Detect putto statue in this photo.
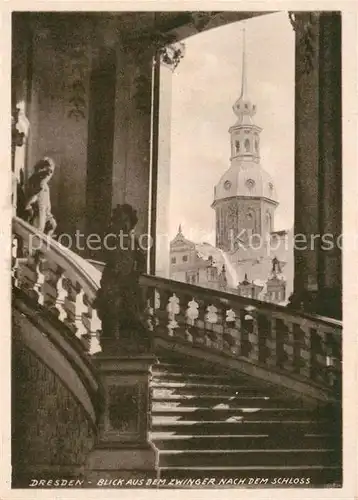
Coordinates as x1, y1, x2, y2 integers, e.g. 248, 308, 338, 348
24, 157, 57, 236
94, 203, 151, 354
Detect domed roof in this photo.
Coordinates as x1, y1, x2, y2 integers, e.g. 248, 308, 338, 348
213, 161, 278, 204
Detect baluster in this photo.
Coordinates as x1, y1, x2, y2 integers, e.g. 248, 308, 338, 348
261, 314, 276, 368
245, 306, 259, 363
311, 327, 329, 384
156, 289, 172, 336
297, 319, 312, 379
282, 320, 295, 373
82, 295, 102, 355
292, 323, 306, 374
191, 297, 207, 345
185, 298, 199, 343
42, 263, 67, 321
63, 279, 88, 342
174, 292, 191, 341
257, 313, 271, 364
213, 301, 225, 351
240, 307, 252, 358
12, 236, 19, 287
204, 303, 218, 348
20, 250, 46, 304
223, 307, 239, 354
325, 328, 342, 392
167, 293, 180, 337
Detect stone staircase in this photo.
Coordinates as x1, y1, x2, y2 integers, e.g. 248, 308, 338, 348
149, 357, 342, 487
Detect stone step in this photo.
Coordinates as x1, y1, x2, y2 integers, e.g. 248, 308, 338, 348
151, 372, 247, 384
151, 394, 297, 408
150, 434, 336, 451
151, 406, 317, 421
151, 419, 331, 435
151, 383, 270, 398
156, 449, 337, 468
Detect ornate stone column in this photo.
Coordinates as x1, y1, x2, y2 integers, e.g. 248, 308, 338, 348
289, 12, 342, 319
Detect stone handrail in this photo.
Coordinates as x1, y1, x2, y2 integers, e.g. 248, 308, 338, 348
140, 274, 342, 395
12, 216, 102, 355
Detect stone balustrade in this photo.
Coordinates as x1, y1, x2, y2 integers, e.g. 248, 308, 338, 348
140, 274, 342, 393
12, 217, 102, 355
12, 216, 342, 394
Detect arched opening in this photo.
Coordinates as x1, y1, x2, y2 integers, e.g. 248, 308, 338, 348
154, 12, 294, 300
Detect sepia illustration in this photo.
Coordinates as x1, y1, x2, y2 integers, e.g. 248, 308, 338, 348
11, 10, 342, 489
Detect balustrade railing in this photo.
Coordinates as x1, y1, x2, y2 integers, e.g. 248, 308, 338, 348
140, 274, 342, 394
12, 217, 102, 355
12, 216, 342, 395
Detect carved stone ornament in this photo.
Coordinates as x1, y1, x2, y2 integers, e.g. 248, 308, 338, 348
159, 42, 185, 71
288, 11, 321, 75
94, 204, 152, 354
122, 29, 185, 113
67, 45, 89, 121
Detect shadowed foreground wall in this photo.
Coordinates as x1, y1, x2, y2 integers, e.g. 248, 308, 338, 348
11, 297, 99, 487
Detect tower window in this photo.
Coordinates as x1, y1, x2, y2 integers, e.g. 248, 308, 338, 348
235, 140, 240, 153
245, 104, 248, 109
171, 257, 176, 264
246, 179, 255, 190
255, 139, 259, 152
244, 139, 250, 151
182, 255, 188, 262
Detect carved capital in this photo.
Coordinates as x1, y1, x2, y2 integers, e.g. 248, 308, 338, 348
288, 11, 321, 75
159, 42, 185, 71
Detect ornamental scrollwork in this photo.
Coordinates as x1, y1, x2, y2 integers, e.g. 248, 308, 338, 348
67, 45, 89, 121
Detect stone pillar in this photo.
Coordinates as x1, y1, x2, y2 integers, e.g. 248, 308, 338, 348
317, 13, 342, 319
85, 355, 157, 482
155, 57, 174, 278
290, 12, 342, 319
111, 42, 153, 241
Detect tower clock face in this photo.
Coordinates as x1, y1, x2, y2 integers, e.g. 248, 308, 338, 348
224, 180, 232, 190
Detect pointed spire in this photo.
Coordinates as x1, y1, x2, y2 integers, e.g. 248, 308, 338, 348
239, 26, 247, 100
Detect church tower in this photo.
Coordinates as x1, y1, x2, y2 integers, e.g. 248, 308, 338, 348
212, 28, 278, 253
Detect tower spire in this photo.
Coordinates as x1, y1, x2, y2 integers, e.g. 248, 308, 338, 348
240, 26, 247, 100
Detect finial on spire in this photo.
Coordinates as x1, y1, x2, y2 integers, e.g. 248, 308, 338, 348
178, 224, 183, 235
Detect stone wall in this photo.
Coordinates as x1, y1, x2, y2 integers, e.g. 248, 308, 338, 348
12, 338, 96, 487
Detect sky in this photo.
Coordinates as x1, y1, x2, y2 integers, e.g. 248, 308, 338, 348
168, 12, 295, 245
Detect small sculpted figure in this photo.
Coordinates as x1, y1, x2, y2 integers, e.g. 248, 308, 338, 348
94, 204, 151, 354
24, 157, 57, 236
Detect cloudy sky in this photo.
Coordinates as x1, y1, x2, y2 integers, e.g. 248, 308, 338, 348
168, 12, 295, 245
